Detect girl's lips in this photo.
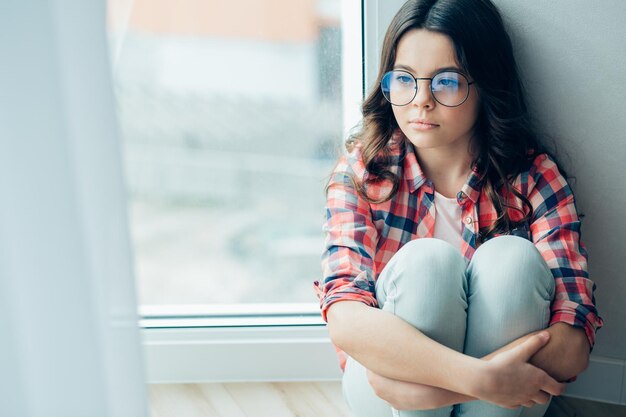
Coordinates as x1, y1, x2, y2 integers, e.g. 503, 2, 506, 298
408, 121, 439, 130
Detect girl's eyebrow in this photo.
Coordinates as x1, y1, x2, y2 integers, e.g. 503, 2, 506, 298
393, 64, 462, 74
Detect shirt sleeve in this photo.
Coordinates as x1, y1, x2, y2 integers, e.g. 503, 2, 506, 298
528, 154, 604, 352
314, 154, 379, 322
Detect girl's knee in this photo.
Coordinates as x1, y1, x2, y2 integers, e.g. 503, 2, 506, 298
375, 239, 469, 341
474, 235, 537, 260
468, 235, 555, 299
385, 238, 465, 274
376, 238, 466, 296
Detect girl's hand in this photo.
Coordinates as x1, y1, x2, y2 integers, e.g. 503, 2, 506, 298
475, 332, 567, 409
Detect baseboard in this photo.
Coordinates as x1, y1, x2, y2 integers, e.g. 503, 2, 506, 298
563, 355, 625, 404
143, 325, 343, 383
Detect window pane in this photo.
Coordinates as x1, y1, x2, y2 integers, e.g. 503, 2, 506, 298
107, 0, 347, 305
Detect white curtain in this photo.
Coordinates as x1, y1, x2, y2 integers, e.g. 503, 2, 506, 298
0, 1, 148, 416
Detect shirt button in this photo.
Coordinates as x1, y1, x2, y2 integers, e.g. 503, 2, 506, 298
464, 216, 474, 225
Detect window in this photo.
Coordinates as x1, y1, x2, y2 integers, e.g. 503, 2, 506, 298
107, 0, 362, 311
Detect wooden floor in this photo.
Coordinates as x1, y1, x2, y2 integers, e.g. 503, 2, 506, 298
149, 382, 626, 417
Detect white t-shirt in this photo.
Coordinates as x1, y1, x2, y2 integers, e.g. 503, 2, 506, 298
433, 190, 463, 250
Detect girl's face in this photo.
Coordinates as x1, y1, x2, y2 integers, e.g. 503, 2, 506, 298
390, 29, 479, 154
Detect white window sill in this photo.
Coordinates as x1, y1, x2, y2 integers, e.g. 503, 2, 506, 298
139, 303, 324, 328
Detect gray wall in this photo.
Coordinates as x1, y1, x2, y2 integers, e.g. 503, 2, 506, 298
368, 0, 626, 361
493, 0, 625, 361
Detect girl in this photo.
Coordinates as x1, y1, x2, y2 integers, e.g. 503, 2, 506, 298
314, 0, 604, 416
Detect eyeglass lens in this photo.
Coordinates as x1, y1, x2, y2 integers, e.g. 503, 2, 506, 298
380, 70, 470, 107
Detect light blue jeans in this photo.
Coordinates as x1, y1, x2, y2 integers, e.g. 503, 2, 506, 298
341, 236, 556, 417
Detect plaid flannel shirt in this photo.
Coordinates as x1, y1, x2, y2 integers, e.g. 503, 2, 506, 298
314, 131, 604, 377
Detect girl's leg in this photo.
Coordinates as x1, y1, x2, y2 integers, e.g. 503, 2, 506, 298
342, 238, 468, 417
455, 236, 556, 417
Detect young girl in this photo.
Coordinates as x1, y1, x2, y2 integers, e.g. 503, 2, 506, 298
314, 1, 604, 416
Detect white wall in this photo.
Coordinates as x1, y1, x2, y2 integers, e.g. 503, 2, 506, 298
0, 1, 148, 416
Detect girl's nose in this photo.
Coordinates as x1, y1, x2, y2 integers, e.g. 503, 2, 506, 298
411, 79, 434, 108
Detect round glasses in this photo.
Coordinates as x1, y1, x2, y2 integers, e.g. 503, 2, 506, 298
380, 70, 474, 107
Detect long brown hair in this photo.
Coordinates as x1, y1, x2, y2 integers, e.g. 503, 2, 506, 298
342, 0, 571, 241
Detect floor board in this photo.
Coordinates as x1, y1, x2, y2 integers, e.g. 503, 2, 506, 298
149, 382, 626, 417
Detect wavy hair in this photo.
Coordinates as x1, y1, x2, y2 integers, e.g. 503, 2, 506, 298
344, 0, 571, 241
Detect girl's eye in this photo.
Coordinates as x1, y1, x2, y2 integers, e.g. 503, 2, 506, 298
433, 72, 464, 90
394, 74, 413, 84
436, 78, 459, 88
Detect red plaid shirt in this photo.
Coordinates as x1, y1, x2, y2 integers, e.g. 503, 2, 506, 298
314, 131, 604, 375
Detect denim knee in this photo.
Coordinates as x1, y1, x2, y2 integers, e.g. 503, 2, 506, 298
464, 235, 555, 357
374, 238, 468, 349
468, 235, 555, 301
385, 237, 462, 265
376, 238, 467, 306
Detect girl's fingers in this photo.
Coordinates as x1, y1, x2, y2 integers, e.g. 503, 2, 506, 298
542, 377, 567, 397
514, 332, 550, 361
532, 391, 551, 405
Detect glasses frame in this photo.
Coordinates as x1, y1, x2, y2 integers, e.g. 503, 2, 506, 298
380, 69, 475, 107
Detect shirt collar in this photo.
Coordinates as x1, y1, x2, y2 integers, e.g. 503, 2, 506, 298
402, 143, 428, 192
460, 165, 486, 204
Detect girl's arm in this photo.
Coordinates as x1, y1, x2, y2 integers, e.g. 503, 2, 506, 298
327, 301, 566, 410
526, 322, 589, 383
327, 301, 484, 398
526, 154, 603, 353
365, 323, 586, 410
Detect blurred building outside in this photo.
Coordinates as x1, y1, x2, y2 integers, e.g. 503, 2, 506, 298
107, 0, 346, 305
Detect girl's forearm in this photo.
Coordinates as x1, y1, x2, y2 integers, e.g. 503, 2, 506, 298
327, 301, 485, 397
366, 369, 477, 410
424, 332, 541, 407
423, 386, 477, 407
404, 381, 477, 409
368, 330, 543, 410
